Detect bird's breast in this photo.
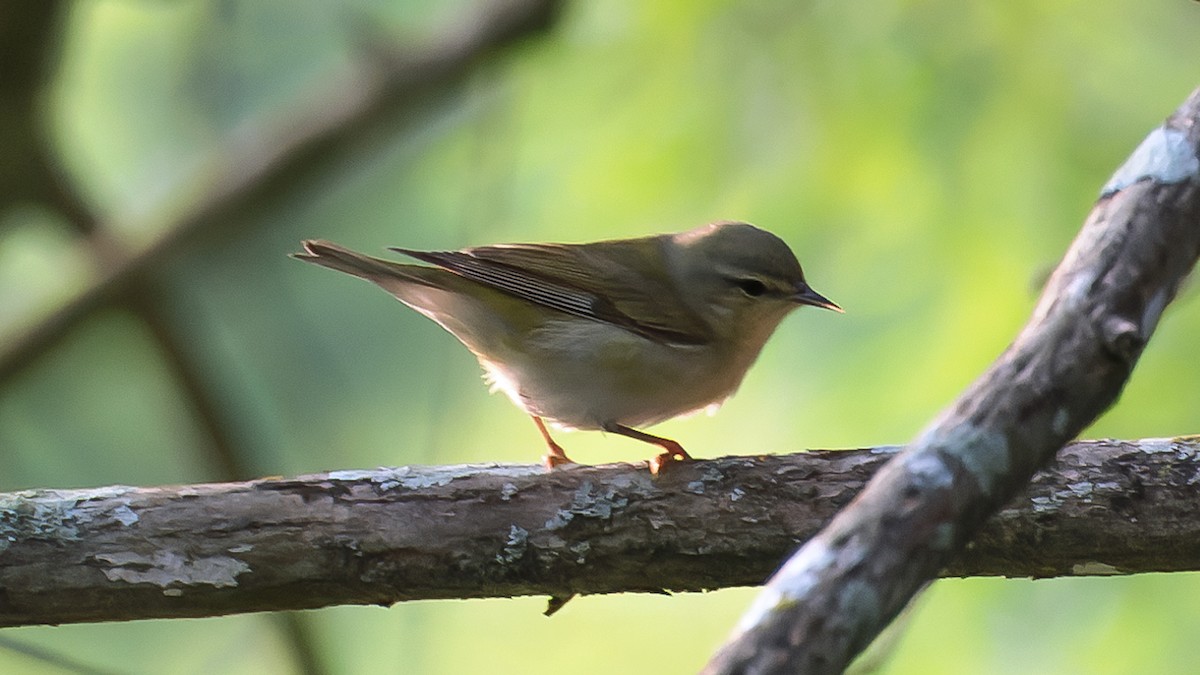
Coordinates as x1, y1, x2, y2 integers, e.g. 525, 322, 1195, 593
481, 317, 760, 430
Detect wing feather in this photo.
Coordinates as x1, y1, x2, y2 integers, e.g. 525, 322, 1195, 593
391, 238, 713, 345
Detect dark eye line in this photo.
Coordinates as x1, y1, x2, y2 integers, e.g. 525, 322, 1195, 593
732, 277, 768, 297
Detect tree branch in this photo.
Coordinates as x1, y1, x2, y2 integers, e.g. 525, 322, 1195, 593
704, 89, 1200, 674
1, 438, 1198, 627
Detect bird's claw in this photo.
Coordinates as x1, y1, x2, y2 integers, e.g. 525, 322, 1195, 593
542, 453, 577, 470
649, 449, 691, 476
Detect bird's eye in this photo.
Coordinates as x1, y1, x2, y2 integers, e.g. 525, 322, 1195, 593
735, 278, 767, 297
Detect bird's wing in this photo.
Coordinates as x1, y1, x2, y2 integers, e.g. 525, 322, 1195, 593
391, 240, 713, 345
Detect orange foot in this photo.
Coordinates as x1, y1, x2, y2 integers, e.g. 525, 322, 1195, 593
648, 444, 692, 477
542, 453, 577, 470
534, 416, 576, 470
602, 422, 694, 476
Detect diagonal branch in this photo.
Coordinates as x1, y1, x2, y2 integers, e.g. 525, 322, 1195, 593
0, 5, 561, 670
704, 89, 1200, 674
0, 0, 563, 385
1, 438, 1199, 627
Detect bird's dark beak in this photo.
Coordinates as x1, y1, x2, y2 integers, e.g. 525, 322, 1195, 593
791, 284, 843, 313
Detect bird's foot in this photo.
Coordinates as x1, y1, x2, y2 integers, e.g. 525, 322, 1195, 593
649, 444, 692, 477
534, 416, 577, 470
542, 452, 577, 470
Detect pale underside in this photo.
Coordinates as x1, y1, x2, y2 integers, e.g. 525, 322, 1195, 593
479, 317, 747, 431
378, 275, 782, 431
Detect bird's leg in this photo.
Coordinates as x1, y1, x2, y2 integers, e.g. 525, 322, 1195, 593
605, 423, 692, 476
533, 416, 575, 469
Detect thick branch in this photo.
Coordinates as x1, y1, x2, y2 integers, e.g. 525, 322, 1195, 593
1, 438, 1198, 627
705, 90, 1200, 674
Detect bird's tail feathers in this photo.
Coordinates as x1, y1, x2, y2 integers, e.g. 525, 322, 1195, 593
293, 239, 417, 282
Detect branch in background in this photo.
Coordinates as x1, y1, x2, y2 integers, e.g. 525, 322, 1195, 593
0, 1, 254, 482
0, 2, 562, 670
0, 2, 94, 232
0, 0, 563, 384
0, 2, 330, 667
1, 438, 1198, 627
704, 89, 1200, 674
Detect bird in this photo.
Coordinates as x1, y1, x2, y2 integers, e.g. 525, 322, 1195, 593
294, 221, 841, 474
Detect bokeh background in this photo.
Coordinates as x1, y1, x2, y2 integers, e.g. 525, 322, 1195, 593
2, 0, 1200, 673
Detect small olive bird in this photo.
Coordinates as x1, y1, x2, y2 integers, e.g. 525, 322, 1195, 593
295, 221, 840, 474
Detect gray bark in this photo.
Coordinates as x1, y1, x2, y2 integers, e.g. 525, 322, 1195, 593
1, 438, 1197, 627
704, 88, 1200, 674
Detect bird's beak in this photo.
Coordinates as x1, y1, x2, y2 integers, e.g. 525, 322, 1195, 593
791, 284, 843, 313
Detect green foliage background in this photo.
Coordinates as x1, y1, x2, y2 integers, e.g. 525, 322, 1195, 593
2, 0, 1199, 672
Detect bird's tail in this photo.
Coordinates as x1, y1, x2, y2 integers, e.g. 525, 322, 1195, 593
293, 239, 416, 282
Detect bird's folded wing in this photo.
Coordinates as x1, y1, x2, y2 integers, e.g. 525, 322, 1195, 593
391, 241, 712, 345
